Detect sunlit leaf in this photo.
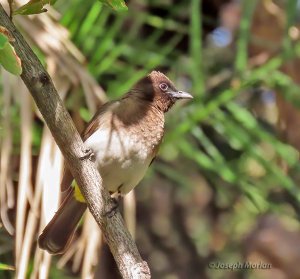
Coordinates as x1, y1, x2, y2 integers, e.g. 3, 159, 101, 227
0, 33, 8, 49
13, 0, 57, 15
98, 0, 128, 12
0, 263, 15, 271
0, 42, 22, 75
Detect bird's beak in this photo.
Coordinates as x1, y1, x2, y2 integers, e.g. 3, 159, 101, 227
169, 90, 193, 100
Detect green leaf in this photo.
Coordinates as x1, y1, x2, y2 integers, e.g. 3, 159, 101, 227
235, 0, 257, 73
0, 42, 22, 75
189, 0, 204, 97
0, 33, 8, 49
0, 263, 15, 271
13, 0, 57, 15
98, 0, 128, 12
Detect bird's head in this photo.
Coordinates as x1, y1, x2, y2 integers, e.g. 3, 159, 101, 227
131, 71, 193, 112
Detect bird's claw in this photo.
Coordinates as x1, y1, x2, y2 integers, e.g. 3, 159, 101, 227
80, 148, 95, 161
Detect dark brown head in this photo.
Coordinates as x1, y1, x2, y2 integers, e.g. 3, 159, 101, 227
130, 71, 193, 113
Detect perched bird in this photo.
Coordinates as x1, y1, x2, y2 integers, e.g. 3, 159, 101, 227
38, 71, 193, 254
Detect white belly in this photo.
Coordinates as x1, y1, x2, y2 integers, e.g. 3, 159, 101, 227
84, 128, 153, 194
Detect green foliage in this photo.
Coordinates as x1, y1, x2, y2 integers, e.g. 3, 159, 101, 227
13, 0, 58, 15
13, 0, 127, 15
235, 0, 257, 73
0, 33, 8, 48
0, 263, 14, 271
283, 0, 298, 59
0, 28, 22, 75
190, 0, 204, 97
98, 0, 128, 11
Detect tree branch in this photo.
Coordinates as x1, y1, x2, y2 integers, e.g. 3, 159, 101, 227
0, 5, 150, 279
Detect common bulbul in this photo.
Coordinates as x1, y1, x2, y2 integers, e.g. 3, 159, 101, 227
38, 71, 193, 254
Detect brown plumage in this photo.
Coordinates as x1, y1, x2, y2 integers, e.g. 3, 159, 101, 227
38, 71, 193, 254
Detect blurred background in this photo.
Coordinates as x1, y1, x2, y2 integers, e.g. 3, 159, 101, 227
1, 0, 300, 278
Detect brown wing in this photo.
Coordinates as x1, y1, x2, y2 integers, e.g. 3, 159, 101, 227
82, 101, 114, 141
60, 101, 114, 192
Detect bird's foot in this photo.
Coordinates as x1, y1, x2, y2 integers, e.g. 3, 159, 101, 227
105, 197, 119, 218
80, 148, 95, 161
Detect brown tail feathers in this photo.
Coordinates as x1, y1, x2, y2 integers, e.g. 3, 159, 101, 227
38, 188, 87, 254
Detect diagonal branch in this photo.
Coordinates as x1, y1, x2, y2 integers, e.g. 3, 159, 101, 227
0, 4, 150, 279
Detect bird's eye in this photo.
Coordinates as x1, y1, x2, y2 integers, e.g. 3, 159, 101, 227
159, 83, 168, 91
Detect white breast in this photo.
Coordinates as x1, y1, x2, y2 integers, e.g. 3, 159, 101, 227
84, 126, 153, 194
